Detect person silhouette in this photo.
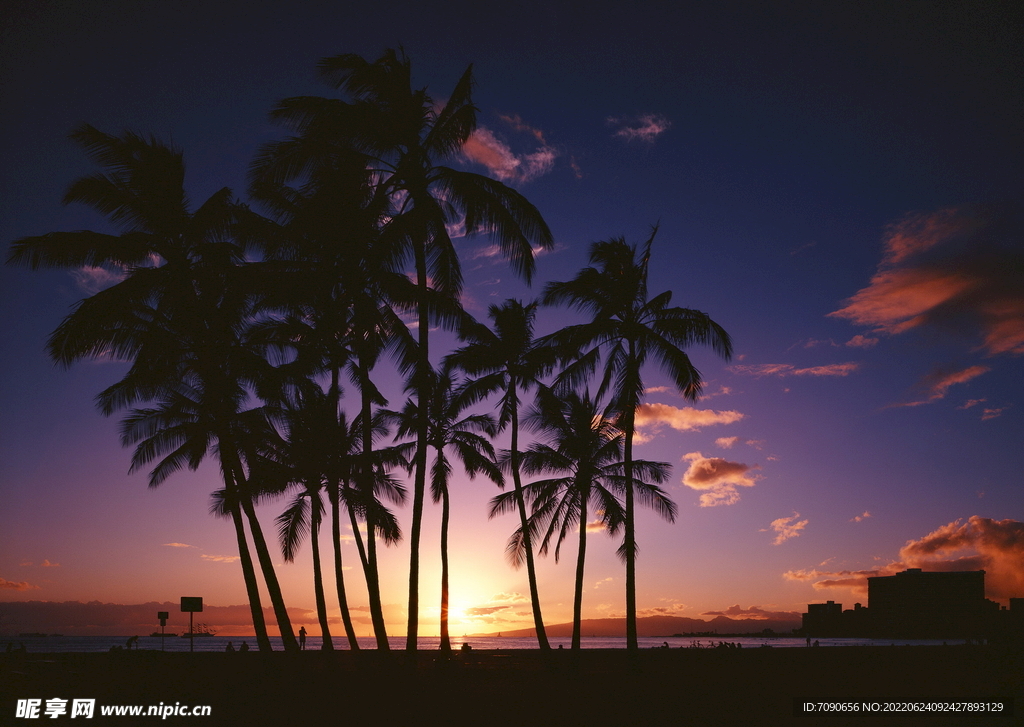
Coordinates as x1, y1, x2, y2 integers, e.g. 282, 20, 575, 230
239, 641, 249, 652
299, 626, 307, 650
225, 641, 234, 652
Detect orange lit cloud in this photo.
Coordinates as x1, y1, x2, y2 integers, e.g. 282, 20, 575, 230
728, 362, 860, 377
1, 577, 40, 591
850, 511, 872, 523
845, 334, 879, 348
71, 265, 125, 294
830, 206, 1024, 356
462, 116, 557, 184
163, 542, 195, 548
681, 452, 760, 507
982, 406, 1008, 420
894, 364, 989, 407
764, 512, 808, 544
785, 516, 1024, 601
40, 560, 60, 567
635, 403, 744, 432
200, 554, 240, 563
715, 436, 739, 449
608, 113, 671, 142
638, 602, 688, 617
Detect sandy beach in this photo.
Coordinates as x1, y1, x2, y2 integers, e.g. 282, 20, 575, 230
3, 646, 1020, 726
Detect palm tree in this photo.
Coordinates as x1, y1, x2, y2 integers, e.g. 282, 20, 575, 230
542, 229, 732, 649
446, 299, 560, 649
253, 49, 554, 649
384, 363, 502, 652
493, 387, 673, 649
7, 125, 297, 651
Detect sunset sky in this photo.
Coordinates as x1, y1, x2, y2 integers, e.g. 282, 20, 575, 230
2, 1, 1022, 637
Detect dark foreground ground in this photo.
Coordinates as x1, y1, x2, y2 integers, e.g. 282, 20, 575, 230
2, 646, 1021, 726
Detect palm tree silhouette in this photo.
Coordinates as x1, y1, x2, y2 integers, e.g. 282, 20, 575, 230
494, 387, 673, 649
384, 362, 502, 652
543, 229, 732, 649
447, 299, 560, 649
254, 49, 554, 649
7, 125, 298, 651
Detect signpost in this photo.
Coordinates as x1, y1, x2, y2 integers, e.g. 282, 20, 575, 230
180, 597, 203, 652
156, 611, 169, 651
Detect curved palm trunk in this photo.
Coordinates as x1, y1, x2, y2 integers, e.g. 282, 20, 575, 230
572, 485, 589, 650
407, 244, 430, 651
509, 383, 550, 650
225, 473, 272, 652
439, 477, 451, 653
240, 497, 300, 652
310, 501, 334, 650
329, 485, 360, 650
622, 404, 638, 651
359, 362, 390, 650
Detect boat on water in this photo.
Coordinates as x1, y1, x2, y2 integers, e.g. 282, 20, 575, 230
150, 632, 178, 638
180, 624, 217, 638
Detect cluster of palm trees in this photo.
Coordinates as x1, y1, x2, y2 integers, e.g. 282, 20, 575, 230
8, 49, 732, 652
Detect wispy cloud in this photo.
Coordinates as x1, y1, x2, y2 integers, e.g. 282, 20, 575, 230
715, 436, 739, 449
701, 605, 800, 620
763, 512, 808, 544
728, 362, 860, 378
850, 511, 872, 523
40, 559, 59, 567
1, 577, 40, 591
200, 554, 240, 563
607, 113, 671, 143
71, 266, 125, 295
163, 542, 195, 548
845, 335, 879, 348
830, 206, 1024, 356
981, 406, 1008, 420
681, 452, 760, 507
893, 364, 989, 407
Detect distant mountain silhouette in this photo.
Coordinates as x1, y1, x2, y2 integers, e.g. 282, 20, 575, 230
475, 614, 801, 638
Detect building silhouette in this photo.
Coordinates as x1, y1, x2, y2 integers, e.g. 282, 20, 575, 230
803, 568, 1011, 639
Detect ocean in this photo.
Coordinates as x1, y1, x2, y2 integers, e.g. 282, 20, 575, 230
2, 634, 953, 653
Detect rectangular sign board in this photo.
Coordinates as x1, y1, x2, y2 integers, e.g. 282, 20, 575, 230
180, 597, 203, 613
157, 611, 169, 620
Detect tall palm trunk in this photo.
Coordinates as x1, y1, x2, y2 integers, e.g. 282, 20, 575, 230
439, 474, 451, 653
310, 499, 334, 650
240, 496, 299, 652
329, 484, 360, 649
572, 484, 589, 650
359, 359, 390, 649
224, 469, 272, 652
622, 397, 639, 651
509, 381, 550, 650
407, 244, 430, 651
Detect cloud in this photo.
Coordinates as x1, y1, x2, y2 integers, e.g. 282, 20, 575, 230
701, 605, 801, 620
1, 577, 40, 591
637, 602, 688, 617
830, 206, 1024, 356
594, 577, 614, 590
893, 364, 989, 407
981, 406, 1008, 420
608, 113, 671, 143
764, 512, 808, 544
163, 542, 195, 548
680, 452, 760, 507
845, 335, 879, 348
71, 266, 125, 295
784, 516, 1024, 601
489, 592, 527, 603
200, 554, 240, 563
465, 605, 511, 616
958, 398, 986, 410
462, 116, 557, 184
40, 560, 60, 567
728, 362, 860, 377
634, 403, 744, 432
715, 436, 739, 449
850, 511, 872, 523
586, 519, 608, 533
